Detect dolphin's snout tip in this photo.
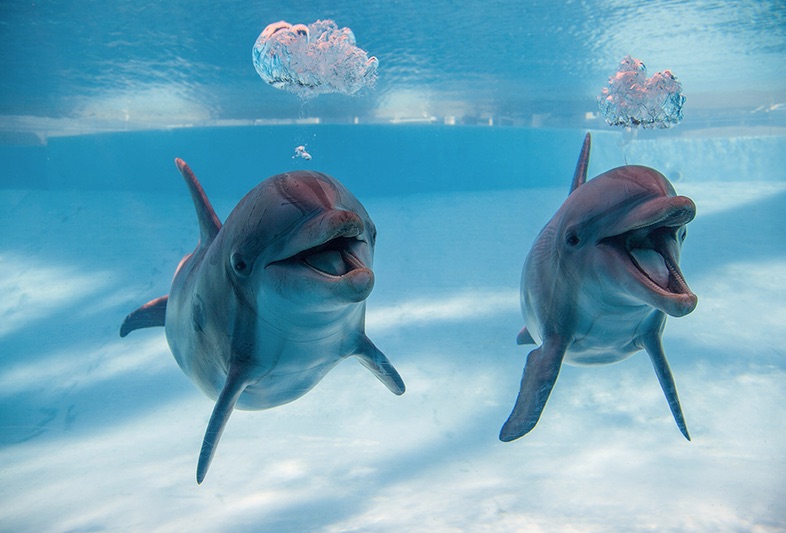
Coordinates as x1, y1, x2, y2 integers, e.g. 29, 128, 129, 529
669, 293, 698, 317
676, 195, 697, 222
682, 293, 699, 316
343, 268, 375, 301
661, 195, 696, 226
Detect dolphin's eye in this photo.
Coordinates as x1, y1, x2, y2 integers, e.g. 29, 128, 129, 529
566, 233, 580, 247
231, 253, 248, 274
679, 228, 687, 242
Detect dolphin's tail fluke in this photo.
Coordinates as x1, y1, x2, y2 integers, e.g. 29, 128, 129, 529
500, 336, 568, 442
641, 333, 691, 441
196, 368, 250, 484
569, 133, 591, 194
175, 158, 222, 247
119, 295, 168, 337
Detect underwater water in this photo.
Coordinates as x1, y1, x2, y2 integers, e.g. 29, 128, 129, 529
2, 1, 786, 532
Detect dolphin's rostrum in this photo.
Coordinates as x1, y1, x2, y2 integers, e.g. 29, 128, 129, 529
500, 133, 697, 442
121, 159, 405, 483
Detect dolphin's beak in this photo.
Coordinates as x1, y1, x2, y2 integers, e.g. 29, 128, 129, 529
599, 195, 698, 317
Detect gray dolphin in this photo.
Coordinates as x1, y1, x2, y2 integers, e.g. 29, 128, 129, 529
500, 133, 697, 442
120, 159, 405, 483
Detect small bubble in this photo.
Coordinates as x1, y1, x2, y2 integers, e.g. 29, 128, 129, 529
293, 145, 312, 160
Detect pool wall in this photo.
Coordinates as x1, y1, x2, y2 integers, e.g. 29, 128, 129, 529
2, 126, 785, 197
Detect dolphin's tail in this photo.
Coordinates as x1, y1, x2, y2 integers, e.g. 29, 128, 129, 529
119, 295, 168, 337
196, 367, 251, 484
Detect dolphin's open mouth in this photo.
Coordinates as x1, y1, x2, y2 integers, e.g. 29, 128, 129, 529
603, 225, 691, 295
597, 195, 696, 310
296, 236, 367, 277
593, 195, 698, 318
266, 210, 371, 279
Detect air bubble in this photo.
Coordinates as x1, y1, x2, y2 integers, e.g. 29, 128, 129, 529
597, 56, 685, 129
252, 20, 378, 99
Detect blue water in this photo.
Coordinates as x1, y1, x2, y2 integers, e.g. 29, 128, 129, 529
1, 2, 786, 532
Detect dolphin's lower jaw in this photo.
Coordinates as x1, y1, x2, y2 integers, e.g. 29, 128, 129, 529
599, 198, 698, 318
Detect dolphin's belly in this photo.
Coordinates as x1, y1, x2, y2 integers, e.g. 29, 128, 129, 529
238, 333, 350, 410
564, 308, 653, 366
564, 342, 638, 366
237, 358, 341, 409
523, 285, 656, 367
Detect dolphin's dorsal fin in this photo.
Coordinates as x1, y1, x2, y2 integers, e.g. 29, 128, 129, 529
175, 158, 222, 246
499, 335, 568, 442
119, 295, 168, 337
196, 366, 250, 484
641, 332, 691, 441
354, 335, 406, 395
569, 133, 592, 195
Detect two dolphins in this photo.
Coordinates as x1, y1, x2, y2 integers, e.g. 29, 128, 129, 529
121, 133, 697, 482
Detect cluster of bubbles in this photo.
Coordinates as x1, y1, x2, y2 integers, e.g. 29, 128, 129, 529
293, 145, 312, 160
252, 20, 379, 99
597, 56, 685, 129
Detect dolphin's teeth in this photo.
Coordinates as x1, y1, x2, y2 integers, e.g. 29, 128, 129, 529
630, 248, 669, 289
664, 257, 691, 294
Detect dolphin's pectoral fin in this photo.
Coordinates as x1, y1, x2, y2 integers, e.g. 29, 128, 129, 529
119, 295, 168, 337
353, 335, 406, 396
500, 336, 567, 442
196, 367, 250, 484
641, 333, 690, 441
516, 327, 536, 345
195, 291, 266, 484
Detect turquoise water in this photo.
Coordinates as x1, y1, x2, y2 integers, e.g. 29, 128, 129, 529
1, 2, 786, 532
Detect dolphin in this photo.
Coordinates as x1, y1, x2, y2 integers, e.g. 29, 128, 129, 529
500, 133, 697, 442
120, 159, 405, 483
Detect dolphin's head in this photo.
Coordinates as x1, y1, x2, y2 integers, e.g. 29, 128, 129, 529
218, 171, 377, 319
555, 165, 697, 317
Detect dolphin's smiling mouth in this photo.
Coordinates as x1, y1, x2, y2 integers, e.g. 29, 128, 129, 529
297, 236, 367, 277
597, 195, 696, 304
620, 226, 690, 295
266, 210, 371, 279
599, 213, 697, 316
